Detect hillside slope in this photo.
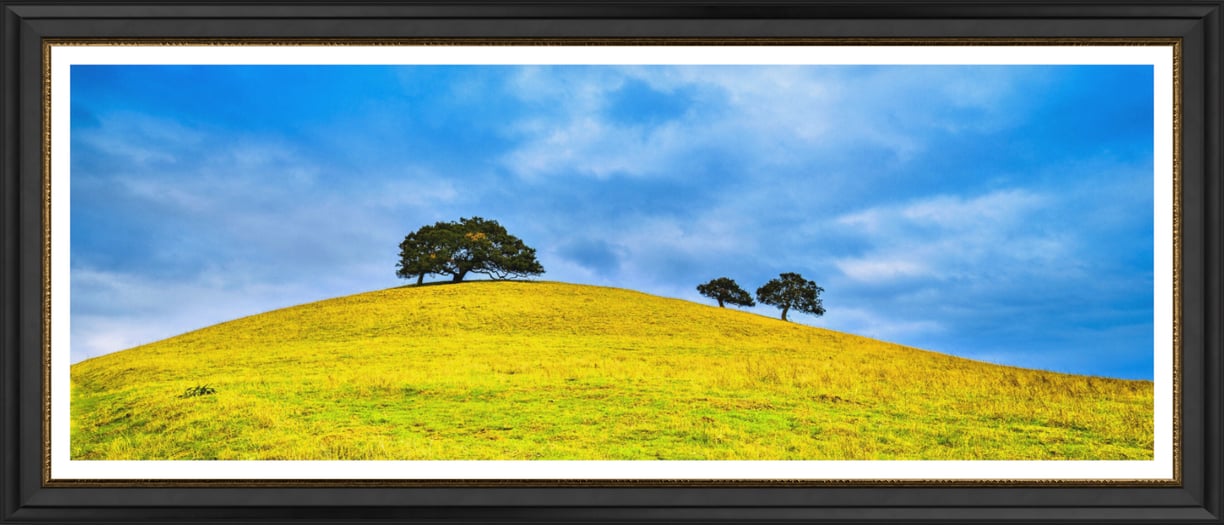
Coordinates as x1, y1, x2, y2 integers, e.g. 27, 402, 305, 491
71, 281, 1153, 460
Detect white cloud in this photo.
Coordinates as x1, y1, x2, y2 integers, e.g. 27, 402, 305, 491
366, 175, 460, 209
115, 176, 214, 212
70, 266, 333, 362
77, 112, 205, 166
831, 189, 1072, 284
498, 65, 1042, 183
502, 117, 686, 180
897, 189, 1046, 229
499, 66, 847, 180
835, 258, 931, 281
821, 306, 945, 343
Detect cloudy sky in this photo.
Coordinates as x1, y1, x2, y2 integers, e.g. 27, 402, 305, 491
69, 64, 1155, 379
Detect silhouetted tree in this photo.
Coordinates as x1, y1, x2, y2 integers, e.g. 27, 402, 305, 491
396, 217, 544, 284
697, 277, 756, 308
756, 272, 825, 321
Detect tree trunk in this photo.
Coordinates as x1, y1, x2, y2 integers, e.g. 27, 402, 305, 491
452, 270, 467, 282
717, 298, 725, 307
781, 306, 789, 321
416, 274, 424, 285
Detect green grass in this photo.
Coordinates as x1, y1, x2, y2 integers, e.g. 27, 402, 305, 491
70, 281, 1154, 460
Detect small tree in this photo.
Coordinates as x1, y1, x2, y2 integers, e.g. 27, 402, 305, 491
696, 277, 755, 308
396, 217, 544, 284
756, 272, 825, 321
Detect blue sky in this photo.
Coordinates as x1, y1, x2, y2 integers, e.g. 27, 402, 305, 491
69, 64, 1156, 379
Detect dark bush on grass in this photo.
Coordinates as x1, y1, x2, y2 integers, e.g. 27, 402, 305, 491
177, 384, 217, 399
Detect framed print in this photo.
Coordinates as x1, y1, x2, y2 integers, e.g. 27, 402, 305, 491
2, 1, 1221, 524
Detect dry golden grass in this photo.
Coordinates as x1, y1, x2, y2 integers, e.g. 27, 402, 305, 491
71, 281, 1153, 460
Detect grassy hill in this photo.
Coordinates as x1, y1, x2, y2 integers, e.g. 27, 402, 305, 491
71, 281, 1153, 460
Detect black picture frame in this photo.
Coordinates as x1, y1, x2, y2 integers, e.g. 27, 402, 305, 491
2, 1, 1221, 523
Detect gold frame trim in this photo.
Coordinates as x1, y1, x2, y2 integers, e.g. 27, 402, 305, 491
40, 37, 1184, 488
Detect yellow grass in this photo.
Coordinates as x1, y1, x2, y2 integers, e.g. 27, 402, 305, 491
71, 281, 1153, 460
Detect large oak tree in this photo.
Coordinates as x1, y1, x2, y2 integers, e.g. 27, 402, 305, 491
396, 217, 544, 284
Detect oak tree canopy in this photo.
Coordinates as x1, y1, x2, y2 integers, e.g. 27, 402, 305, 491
397, 217, 544, 284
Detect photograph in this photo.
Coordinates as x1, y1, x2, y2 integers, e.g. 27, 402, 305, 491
46, 44, 1175, 481
4, 2, 1221, 523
